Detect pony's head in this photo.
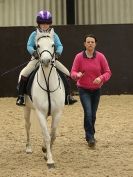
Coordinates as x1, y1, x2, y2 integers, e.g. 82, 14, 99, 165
36, 28, 55, 67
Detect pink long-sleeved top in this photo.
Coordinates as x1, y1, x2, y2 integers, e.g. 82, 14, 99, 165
71, 50, 112, 90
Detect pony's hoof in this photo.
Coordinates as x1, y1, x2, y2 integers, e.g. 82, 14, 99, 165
47, 163, 55, 169
26, 148, 32, 154
42, 146, 47, 153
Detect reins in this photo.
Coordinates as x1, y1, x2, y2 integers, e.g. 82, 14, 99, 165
37, 62, 61, 116
36, 43, 61, 92
36, 38, 61, 115
37, 63, 61, 93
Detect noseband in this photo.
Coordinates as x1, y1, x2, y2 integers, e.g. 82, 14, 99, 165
36, 36, 55, 62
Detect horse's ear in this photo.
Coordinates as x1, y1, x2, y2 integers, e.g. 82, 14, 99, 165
50, 28, 54, 38
36, 28, 42, 34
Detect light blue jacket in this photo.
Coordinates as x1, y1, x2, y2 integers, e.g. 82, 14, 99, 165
27, 30, 63, 55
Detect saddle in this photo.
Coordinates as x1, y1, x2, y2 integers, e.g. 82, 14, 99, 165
24, 67, 67, 101
25, 67, 39, 100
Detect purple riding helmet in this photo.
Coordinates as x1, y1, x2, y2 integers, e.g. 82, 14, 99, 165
36, 10, 52, 24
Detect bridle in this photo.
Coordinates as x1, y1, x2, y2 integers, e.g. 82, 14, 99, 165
36, 36, 61, 93
36, 35, 55, 60
35, 35, 61, 115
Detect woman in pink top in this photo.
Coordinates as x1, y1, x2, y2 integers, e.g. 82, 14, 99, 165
71, 34, 112, 147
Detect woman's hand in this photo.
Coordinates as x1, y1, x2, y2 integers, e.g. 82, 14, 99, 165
93, 77, 102, 84
77, 72, 84, 79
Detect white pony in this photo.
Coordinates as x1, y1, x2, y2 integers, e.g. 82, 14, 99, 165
23, 28, 65, 168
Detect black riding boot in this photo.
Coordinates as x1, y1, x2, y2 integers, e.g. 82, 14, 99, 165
16, 76, 27, 106
65, 94, 77, 105
57, 70, 77, 105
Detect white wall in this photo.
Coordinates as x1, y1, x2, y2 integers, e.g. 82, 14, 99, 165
0, 0, 66, 26
75, 0, 133, 24
0, 0, 133, 26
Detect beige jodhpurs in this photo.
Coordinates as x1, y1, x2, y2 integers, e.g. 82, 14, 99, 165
20, 57, 39, 77
20, 57, 70, 78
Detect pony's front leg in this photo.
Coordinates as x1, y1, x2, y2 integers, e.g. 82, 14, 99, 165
24, 107, 32, 153
50, 112, 62, 148
36, 110, 55, 168
42, 139, 47, 153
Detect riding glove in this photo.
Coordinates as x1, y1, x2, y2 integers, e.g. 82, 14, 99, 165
55, 53, 60, 60
32, 50, 39, 59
